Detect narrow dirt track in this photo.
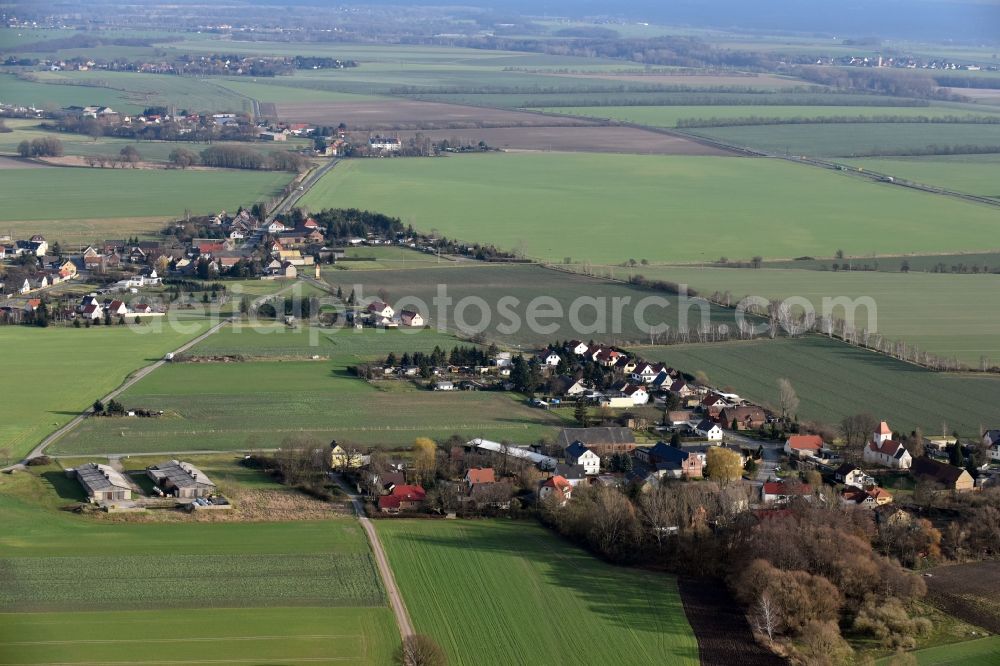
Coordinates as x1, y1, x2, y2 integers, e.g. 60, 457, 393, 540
334, 474, 415, 640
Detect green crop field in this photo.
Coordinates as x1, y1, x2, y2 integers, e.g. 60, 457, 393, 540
0, 73, 135, 111
0, 166, 291, 227
0, 321, 211, 461
687, 122, 1000, 157
0, 607, 398, 666
192, 323, 465, 361
611, 266, 1000, 365
876, 636, 1000, 665
301, 152, 1000, 263
841, 154, 1000, 198
215, 78, 385, 104
0, 473, 396, 665
52, 344, 567, 454
0, 119, 312, 163
633, 336, 1000, 434
541, 105, 1000, 127
27, 70, 252, 114
328, 246, 464, 271
323, 263, 736, 347
377, 520, 698, 666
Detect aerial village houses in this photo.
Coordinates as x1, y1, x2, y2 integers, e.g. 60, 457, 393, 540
863, 421, 913, 469
146, 460, 217, 499
69, 463, 132, 502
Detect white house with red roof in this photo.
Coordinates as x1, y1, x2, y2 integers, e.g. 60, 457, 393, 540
784, 434, 824, 458
863, 421, 912, 469
761, 480, 812, 504
538, 475, 573, 505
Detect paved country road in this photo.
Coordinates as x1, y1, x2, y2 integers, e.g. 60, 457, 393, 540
333, 473, 416, 641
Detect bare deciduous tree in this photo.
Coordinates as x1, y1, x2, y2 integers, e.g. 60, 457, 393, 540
777, 378, 799, 421
396, 634, 447, 666
751, 591, 780, 642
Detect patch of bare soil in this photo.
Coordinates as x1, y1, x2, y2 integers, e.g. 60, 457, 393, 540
397, 125, 735, 156
678, 576, 787, 666
276, 99, 600, 129
924, 562, 1000, 633
100, 488, 350, 523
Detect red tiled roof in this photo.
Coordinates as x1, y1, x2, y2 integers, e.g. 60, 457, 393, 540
786, 435, 824, 450
877, 420, 892, 435
466, 468, 495, 485
763, 481, 811, 495
869, 439, 904, 455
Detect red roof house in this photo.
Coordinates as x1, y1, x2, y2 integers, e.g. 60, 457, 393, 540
784, 435, 824, 457
378, 484, 426, 513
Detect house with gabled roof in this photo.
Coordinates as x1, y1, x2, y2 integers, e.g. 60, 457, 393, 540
841, 485, 893, 508
366, 300, 394, 319
378, 484, 426, 512
566, 340, 589, 355
912, 457, 974, 491
538, 475, 573, 504
761, 480, 811, 505
634, 442, 703, 479
984, 429, 1000, 462
784, 434, 824, 458
695, 419, 724, 441
720, 405, 766, 431
464, 467, 495, 490
564, 442, 600, 475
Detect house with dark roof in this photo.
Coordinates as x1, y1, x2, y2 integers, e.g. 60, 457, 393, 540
912, 457, 974, 491
834, 464, 875, 488
564, 441, 601, 475
695, 419, 724, 441
634, 442, 703, 480
552, 463, 587, 485
555, 427, 636, 457
983, 429, 1000, 462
